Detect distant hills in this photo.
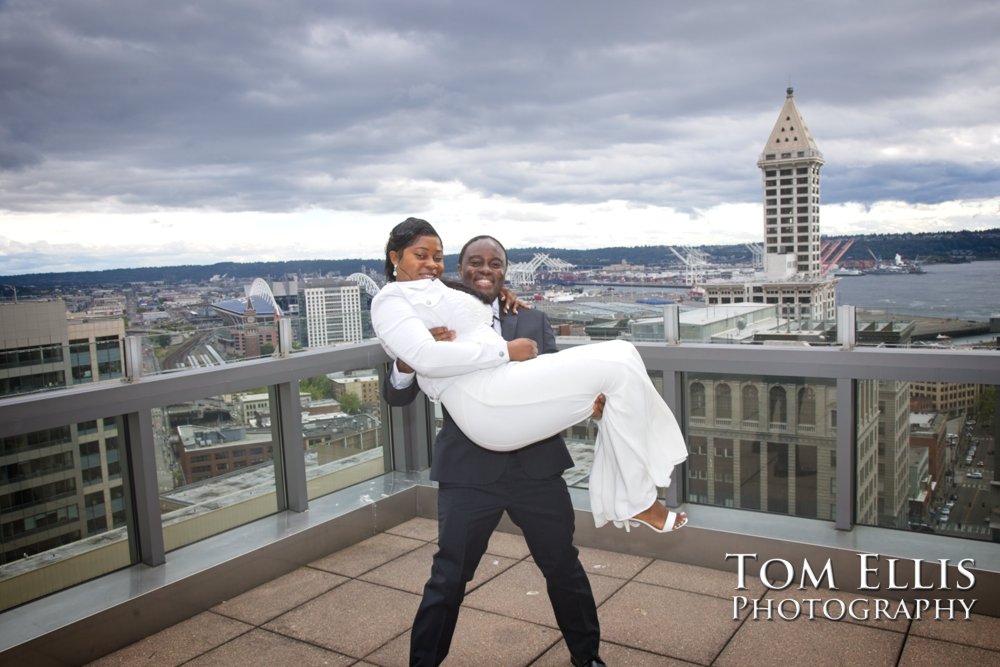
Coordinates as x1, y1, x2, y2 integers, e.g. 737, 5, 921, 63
4, 228, 999, 291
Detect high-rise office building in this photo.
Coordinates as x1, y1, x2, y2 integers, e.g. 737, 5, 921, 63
303, 280, 363, 347
0, 301, 126, 564
705, 87, 836, 324
686, 89, 912, 526
759, 86, 824, 278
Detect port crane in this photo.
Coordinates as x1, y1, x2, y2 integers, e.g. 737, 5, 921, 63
668, 246, 710, 286
745, 244, 763, 272
820, 238, 854, 274
506, 253, 574, 287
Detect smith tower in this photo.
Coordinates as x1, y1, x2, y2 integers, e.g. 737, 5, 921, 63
759, 86, 824, 278
691, 89, 906, 529
704, 87, 836, 324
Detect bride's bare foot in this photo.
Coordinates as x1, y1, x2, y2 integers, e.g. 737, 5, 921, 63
630, 502, 687, 531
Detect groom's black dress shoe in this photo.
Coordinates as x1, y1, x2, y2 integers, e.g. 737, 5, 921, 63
570, 658, 607, 667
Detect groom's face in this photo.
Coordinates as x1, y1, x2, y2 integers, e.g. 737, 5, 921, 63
458, 239, 507, 302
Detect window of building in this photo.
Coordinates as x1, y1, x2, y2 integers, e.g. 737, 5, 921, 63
769, 387, 788, 423
742, 385, 759, 421
797, 387, 817, 426
690, 382, 706, 417
715, 384, 732, 420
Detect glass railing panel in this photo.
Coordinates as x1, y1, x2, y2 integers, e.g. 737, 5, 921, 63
297, 314, 373, 352
860, 379, 996, 541
138, 314, 373, 372
0, 417, 130, 611
298, 368, 388, 500
284, 315, 311, 354
675, 304, 824, 345
155, 387, 280, 552
561, 371, 666, 493
852, 314, 998, 350
683, 371, 837, 519
141, 323, 280, 375
617, 302, 843, 346
0, 338, 125, 397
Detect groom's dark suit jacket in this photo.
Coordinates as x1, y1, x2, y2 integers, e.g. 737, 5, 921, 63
383, 306, 574, 482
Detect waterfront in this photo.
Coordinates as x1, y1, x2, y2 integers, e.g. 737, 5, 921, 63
834, 260, 1000, 322
592, 260, 999, 324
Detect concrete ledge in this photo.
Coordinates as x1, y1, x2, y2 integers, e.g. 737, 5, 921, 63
0, 474, 424, 666
5, 475, 998, 665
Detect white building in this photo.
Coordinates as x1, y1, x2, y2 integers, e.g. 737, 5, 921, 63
705, 87, 837, 324
303, 281, 363, 347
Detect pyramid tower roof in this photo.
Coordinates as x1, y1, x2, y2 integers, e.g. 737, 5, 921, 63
762, 87, 822, 158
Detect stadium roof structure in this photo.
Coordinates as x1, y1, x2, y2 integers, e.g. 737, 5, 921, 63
211, 278, 283, 322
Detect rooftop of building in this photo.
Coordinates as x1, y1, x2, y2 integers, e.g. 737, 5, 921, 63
909, 413, 941, 429
2, 330, 999, 666
86, 515, 1000, 666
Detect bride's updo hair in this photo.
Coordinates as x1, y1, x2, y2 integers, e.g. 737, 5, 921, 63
382, 217, 493, 304
384, 217, 440, 282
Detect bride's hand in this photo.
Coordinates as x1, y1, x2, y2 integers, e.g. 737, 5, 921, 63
499, 287, 531, 314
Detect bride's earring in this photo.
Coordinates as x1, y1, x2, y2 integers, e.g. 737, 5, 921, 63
393, 264, 398, 277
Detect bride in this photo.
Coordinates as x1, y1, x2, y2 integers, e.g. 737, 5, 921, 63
371, 218, 689, 532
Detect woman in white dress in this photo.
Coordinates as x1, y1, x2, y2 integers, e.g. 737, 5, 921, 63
372, 218, 689, 532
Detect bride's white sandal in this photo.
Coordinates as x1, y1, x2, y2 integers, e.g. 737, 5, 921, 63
624, 510, 687, 533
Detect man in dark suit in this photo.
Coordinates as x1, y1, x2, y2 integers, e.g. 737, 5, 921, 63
385, 235, 605, 667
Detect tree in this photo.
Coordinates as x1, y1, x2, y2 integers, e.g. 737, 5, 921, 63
153, 334, 171, 348
975, 386, 995, 426
300, 375, 335, 400
338, 392, 363, 415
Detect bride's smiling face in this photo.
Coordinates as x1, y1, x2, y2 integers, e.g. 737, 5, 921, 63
390, 234, 445, 281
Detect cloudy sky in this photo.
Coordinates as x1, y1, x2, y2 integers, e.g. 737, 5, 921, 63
1, 0, 998, 275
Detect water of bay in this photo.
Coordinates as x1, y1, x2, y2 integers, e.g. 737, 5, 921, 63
601, 260, 999, 323
834, 260, 1000, 322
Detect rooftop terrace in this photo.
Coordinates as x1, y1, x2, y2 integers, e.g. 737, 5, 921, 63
2, 310, 999, 665
87, 513, 1000, 666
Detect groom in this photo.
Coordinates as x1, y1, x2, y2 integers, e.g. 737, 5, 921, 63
384, 234, 605, 667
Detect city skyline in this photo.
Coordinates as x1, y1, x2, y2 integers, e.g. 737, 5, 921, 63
2, 1, 999, 275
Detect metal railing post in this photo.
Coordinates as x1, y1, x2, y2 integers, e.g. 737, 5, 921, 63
270, 381, 308, 512
123, 411, 165, 565
124, 335, 144, 382
837, 304, 857, 349
663, 367, 684, 508
277, 318, 293, 357
664, 304, 680, 344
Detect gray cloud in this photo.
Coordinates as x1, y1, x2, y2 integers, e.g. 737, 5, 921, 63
1, 1, 998, 239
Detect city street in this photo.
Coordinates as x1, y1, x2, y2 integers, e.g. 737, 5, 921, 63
931, 417, 995, 539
